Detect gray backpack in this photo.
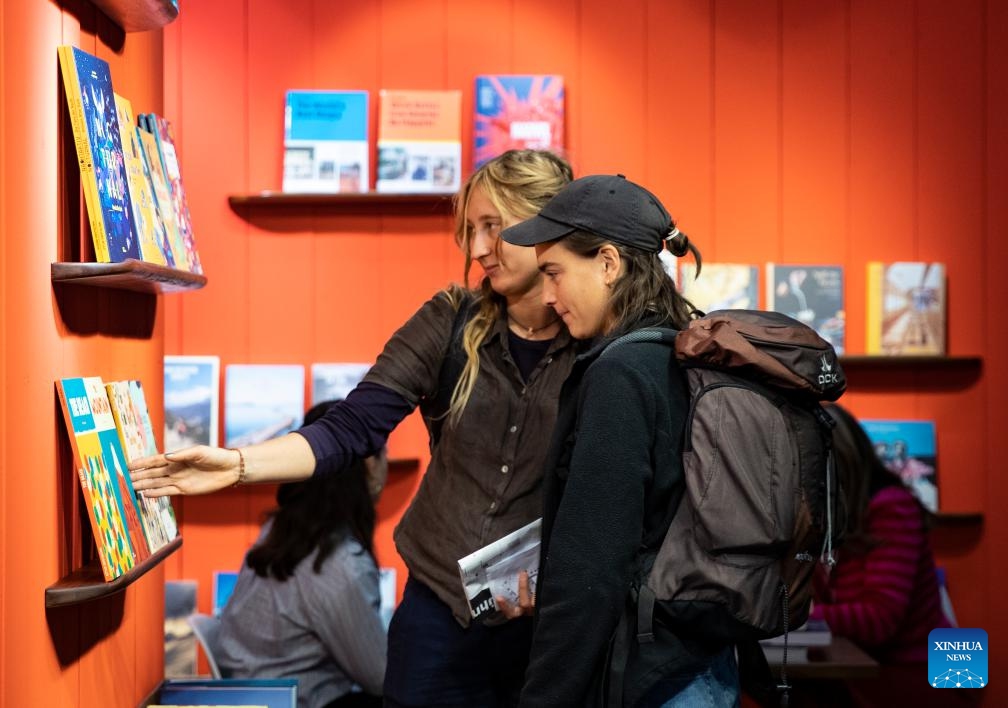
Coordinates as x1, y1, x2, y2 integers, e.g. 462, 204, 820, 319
602, 310, 846, 704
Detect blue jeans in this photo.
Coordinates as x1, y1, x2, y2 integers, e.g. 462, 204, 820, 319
383, 576, 533, 708
637, 646, 740, 708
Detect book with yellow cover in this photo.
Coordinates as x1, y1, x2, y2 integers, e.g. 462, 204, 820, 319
138, 127, 188, 271
376, 89, 462, 194
57, 45, 140, 263
866, 262, 946, 355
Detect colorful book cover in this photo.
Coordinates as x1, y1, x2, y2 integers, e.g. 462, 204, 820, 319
474, 75, 564, 169
283, 90, 369, 193
310, 362, 371, 406
866, 262, 946, 356
224, 365, 305, 448
113, 94, 168, 266
128, 380, 179, 542
860, 419, 938, 513
138, 127, 187, 270
164, 355, 220, 451
144, 114, 203, 273
376, 89, 462, 194
57, 45, 140, 263
766, 263, 846, 354
679, 263, 759, 314
106, 380, 175, 552
57, 377, 136, 580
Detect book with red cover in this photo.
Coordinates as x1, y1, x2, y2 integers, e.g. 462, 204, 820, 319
473, 75, 564, 169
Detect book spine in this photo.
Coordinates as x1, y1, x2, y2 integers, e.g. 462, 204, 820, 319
57, 47, 112, 264
865, 261, 883, 354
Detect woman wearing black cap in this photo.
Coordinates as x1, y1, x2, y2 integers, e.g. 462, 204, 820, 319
502, 175, 740, 707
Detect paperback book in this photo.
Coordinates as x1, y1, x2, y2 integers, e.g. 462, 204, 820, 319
458, 518, 541, 621
860, 419, 938, 513
127, 380, 179, 542
310, 362, 371, 406
224, 364, 305, 448
766, 263, 846, 354
376, 89, 462, 194
164, 355, 220, 451
866, 261, 946, 356
57, 45, 140, 263
473, 75, 564, 168
283, 90, 369, 193
679, 263, 759, 314
57, 377, 136, 580
138, 127, 187, 270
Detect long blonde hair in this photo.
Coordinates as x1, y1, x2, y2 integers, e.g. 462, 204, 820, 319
442, 149, 573, 428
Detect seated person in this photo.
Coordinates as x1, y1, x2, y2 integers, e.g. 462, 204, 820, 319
806, 403, 956, 706
217, 400, 388, 708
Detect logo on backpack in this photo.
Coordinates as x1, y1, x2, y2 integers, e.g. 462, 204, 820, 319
819, 353, 840, 386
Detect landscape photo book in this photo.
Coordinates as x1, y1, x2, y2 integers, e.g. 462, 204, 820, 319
458, 518, 541, 621
58, 45, 140, 264
473, 75, 564, 168
866, 261, 946, 356
224, 364, 305, 448
310, 362, 371, 406
283, 89, 369, 193
376, 89, 462, 194
164, 355, 220, 451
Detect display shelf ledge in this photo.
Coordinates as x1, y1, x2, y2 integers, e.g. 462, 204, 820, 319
52, 260, 207, 294
933, 511, 984, 527
228, 191, 455, 212
388, 457, 421, 474
45, 536, 182, 608
91, 0, 179, 32
838, 355, 982, 370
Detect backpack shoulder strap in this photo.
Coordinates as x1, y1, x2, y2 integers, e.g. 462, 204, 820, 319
420, 293, 476, 449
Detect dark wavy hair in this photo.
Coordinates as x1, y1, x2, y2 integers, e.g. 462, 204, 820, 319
245, 401, 376, 581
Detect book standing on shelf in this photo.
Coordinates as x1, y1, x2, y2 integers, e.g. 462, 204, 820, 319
310, 362, 371, 406
376, 89, 462, 194
113, 94, 169, 266
766, 263, 846, 354
473, 75, 564, 169
57, 45, 140, 264
283, 90, 369, 193
137, 127, 188, 270
866, 261, 946, 356
224, 364, 304, 448
860, 419, 938, 513
679, 263, 759, 313
164, 355, 220, 451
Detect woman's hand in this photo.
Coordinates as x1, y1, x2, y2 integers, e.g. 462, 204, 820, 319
496, 570, 536, 620
129, 445, 241, 497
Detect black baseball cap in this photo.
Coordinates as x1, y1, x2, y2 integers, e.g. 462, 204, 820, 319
501, 174, 672, 253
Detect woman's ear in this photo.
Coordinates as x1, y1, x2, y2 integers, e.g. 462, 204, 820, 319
599, 244, 622, 282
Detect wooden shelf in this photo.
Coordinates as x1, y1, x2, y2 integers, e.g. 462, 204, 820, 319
933, 511, 984, 527
228, 191, 455, 213
45, 536, 182, 608
52, 260, 207, 294
91, 0, 179, 32
839, 355, 982, 370
388, 457, 421, 474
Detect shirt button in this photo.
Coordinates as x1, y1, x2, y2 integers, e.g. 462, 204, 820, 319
510, 425, 517, 433
489, 502, 497, 511
501, 465, 509, 474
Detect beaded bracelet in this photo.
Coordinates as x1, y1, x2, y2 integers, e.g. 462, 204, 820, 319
232, 448, 246, 487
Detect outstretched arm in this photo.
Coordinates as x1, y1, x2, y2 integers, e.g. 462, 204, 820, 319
129, 432, 316, 496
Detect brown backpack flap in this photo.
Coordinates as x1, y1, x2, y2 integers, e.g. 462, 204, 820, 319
675, 309, 846, 401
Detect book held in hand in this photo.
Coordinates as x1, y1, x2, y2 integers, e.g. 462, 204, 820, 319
860, 419, 938, 513
376, 89, 462, 194
283, 90, 369, 193
474, 75, 564, 169
866, 261, 946, 356
458, 518, 541, 621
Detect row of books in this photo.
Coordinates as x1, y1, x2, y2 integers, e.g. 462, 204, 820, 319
282, 74, 565, 194
165, 357, 371, 451
56, 377, 179, 581
58, 45, 202, 272
677, 261, 947, 356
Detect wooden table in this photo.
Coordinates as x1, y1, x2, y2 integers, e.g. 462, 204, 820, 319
761, 636, 880, 680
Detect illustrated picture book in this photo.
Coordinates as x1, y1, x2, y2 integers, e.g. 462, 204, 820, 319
310, 362, 371, 406
137, 126, 187, 270
224, 364, 305, 448
127, 379, 179, 542
766, 263, 846, 354
283, 90, 369, 193
140, 113, 203, 273
860, 419, 938, 513
473, 75, 564, 169
57, 45, 140, 264
376, 89, 462, 194
113, 94, 168, 266
866, 261, 946, 356
164, 355, 220, 451
679, 263, 759, 314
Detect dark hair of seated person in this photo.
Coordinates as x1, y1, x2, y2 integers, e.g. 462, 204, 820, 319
245, 400, 376, 580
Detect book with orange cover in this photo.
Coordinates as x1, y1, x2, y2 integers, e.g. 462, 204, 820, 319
57, 45, 140, 263
376, 89, 462, 194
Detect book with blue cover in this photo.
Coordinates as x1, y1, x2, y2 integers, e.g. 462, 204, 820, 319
310, 362, 371, 405
157, 678, 297, 708
283, 90, 369, 193
860, 419, 938, 512
58, 45, 140, 263
474, 75, 564, 169
224, 364, 305, 448
164, 355, 220, 451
